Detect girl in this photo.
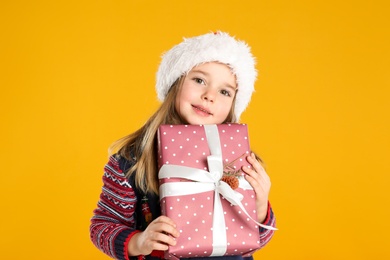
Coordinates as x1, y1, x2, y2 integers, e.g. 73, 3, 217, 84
90, 31, 276, 260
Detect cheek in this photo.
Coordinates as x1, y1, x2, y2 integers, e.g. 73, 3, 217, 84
178, 85, 196, 103
222, 102, 234, 119
215, 102, 233, 121
223, 100, 234, 112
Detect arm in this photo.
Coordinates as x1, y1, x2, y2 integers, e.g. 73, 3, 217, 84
259, 202, 276, 249
90, 155, 179, 259
242, 152, 277, 248
90, 155, 137, 260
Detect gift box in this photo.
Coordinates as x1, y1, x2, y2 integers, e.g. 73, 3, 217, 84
157, 124, 272, 259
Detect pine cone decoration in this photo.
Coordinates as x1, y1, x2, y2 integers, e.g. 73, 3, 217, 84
221, 175, 239, 190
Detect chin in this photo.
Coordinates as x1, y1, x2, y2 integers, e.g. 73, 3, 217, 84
186, 118, 210, 125
187, 120, 206, 125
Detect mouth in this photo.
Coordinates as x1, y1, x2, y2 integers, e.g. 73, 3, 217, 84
192, 105, 213, 115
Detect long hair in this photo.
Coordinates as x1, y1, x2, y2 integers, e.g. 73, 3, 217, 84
109, 76, 237, 194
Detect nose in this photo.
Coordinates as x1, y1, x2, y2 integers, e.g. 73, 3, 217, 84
202, 89, 216, 103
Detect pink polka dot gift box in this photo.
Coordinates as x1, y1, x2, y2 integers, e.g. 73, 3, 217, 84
157, 124, 274, 259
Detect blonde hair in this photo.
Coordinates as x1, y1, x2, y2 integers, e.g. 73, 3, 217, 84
110, 76, 237, 194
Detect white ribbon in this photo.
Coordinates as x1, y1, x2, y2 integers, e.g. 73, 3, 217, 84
159, 125, 276, 256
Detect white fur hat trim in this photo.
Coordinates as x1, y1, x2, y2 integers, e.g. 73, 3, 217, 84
156, 31, 257, 121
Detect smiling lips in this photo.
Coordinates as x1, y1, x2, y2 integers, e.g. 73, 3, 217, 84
192, 105, 212, 116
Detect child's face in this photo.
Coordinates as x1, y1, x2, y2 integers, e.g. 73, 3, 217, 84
175, 62, 237, 125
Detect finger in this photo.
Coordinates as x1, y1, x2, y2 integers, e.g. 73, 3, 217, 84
142, 237, 170, 253
244, 174, 271, 202
150, 218, 180, 238
243, 163, 271, 190
247, 155, 270, 183
243, 172, 258, 188
246, 153, 265, 174
139, 227, 178, 254
150, 242, 169, 252
153, 231, 178, 247
242, 164, 259, 180
153, 215, 177, 227
244, 169, 264, 188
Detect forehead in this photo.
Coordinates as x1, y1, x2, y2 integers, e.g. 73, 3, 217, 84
188, 62, 237, 88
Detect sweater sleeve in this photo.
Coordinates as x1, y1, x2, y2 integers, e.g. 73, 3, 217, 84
90, 155, 137, 260
258, 202, 276, 249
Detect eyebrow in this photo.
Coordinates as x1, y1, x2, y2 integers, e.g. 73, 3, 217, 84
190, 69, 237, 91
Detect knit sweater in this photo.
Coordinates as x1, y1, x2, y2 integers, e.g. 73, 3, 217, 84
90, 154, 276, 260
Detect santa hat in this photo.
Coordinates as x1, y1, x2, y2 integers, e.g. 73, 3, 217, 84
156, 31, 257, 121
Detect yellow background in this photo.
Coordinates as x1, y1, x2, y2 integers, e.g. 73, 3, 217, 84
1, 1, 389, 259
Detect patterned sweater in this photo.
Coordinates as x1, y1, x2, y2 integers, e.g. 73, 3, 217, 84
90, 155, 276, 260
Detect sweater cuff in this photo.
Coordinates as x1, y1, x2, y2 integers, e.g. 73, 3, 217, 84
262, 202, 271, 224
114, 229, 140, 260
260, 201, 274, 230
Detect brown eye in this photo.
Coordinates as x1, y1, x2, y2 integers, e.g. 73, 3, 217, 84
193, 78, 205, 85
220, 89, 231, 97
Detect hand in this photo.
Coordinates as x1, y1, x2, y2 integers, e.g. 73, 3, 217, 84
242, 152, 271, 223
128, 216, 180, 256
